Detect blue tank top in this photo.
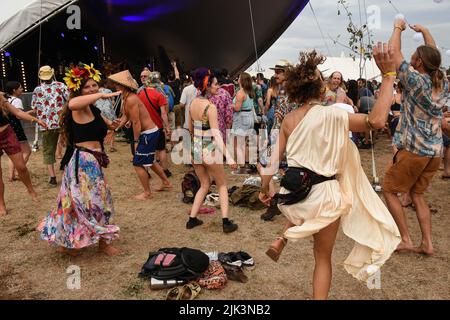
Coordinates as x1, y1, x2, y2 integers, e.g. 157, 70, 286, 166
234, 94, 253, 112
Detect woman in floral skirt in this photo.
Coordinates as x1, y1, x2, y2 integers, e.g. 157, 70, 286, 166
38, 63, 121, 256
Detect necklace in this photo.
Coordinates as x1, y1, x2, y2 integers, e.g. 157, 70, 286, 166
303, 100, 322, 107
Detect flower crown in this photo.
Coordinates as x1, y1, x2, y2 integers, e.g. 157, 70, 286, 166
63, 63, 101, 92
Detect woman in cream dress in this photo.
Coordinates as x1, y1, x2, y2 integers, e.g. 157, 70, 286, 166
259, 43, 401, 299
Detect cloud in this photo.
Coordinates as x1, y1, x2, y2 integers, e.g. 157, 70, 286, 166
248, 0, 450, 74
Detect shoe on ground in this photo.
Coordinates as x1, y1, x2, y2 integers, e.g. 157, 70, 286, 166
223, 221, 238, 233
235, 251, 254, 268
48, 177, 57, 186
186, 218, 203, 229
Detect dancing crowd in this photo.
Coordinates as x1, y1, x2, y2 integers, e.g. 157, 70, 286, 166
0, 20, 449, 299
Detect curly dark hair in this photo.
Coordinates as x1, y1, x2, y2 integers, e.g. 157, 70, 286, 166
285, 51, 326, 104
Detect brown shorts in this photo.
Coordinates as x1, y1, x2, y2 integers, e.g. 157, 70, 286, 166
0, 125, 22, 157
382, 149, 440, 194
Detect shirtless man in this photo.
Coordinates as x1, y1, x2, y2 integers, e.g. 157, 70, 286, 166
109, 71, 172, 200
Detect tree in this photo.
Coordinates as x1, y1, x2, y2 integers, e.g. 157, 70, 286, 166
334, 0, 375, 78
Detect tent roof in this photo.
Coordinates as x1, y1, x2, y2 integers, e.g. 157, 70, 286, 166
1, 0, 309, 85
0, 0, 74, 51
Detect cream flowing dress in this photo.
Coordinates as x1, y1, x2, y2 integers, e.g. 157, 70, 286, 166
278, 105, 401, 281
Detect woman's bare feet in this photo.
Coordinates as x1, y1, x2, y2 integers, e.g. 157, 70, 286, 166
134, 192, 152, 200
155, 181, 173, 192
28, 190, 38, 202
99, 240, 121, 256
56, 247, 82, 257
0, 204, 7, 216
414, 243, 434, 256
395, 241, 417, 253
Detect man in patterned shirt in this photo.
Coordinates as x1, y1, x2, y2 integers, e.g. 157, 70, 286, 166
31, 66, 69, 186
383, 21, 450, 255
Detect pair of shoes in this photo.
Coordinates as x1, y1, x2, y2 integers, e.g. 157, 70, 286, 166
265, 237, 287, 263
164, 169, 173, 178
218, 252, 242, 267
48, 177, 57, 186
218, 251, 254, 268
223, 220, 238, 233
260, 200, 281, 221
186, 218, 203, 229
166, 282, 201, 300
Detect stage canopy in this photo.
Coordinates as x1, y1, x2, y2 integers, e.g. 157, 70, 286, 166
319, 53, 381, 81
0, 0, 309, 89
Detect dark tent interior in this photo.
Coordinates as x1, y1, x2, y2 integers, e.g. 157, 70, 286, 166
1, 0, 308, 90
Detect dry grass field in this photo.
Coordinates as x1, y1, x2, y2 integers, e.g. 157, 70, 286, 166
0, 135, 449, 300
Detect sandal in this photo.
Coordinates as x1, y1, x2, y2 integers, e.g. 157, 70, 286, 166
166, 286, 184, 300
265, 236, 287, 263
180, 282, 201, 300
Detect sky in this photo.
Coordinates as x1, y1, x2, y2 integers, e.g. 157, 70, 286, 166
247, 0, 450, 77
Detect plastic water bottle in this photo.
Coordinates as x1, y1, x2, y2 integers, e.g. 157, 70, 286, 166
150, 278, 185, 290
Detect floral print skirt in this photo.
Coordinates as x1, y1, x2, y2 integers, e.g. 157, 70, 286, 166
38, 150, 119, 249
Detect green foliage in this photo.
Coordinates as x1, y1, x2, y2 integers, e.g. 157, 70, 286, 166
336, 0, 374, 62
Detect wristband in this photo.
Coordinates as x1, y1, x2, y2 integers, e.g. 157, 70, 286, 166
383, 72, 397, 78
394, 26, 404, 32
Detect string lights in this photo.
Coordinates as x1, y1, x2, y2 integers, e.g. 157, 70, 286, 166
1, 51, 6, 79
20, 61, 28, 91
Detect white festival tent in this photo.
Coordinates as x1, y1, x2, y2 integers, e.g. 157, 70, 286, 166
0, 0, 75, 51
247, 52, 381, 81
319, 53, 381, 81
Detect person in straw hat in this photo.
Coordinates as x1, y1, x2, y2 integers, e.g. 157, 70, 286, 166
109, 70, 172, 200
38, 63, 121, 257
31, 65, 69, 186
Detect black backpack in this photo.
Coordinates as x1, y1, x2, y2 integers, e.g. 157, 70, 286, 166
138, 247, 209, 281
181, 171, 200, 203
